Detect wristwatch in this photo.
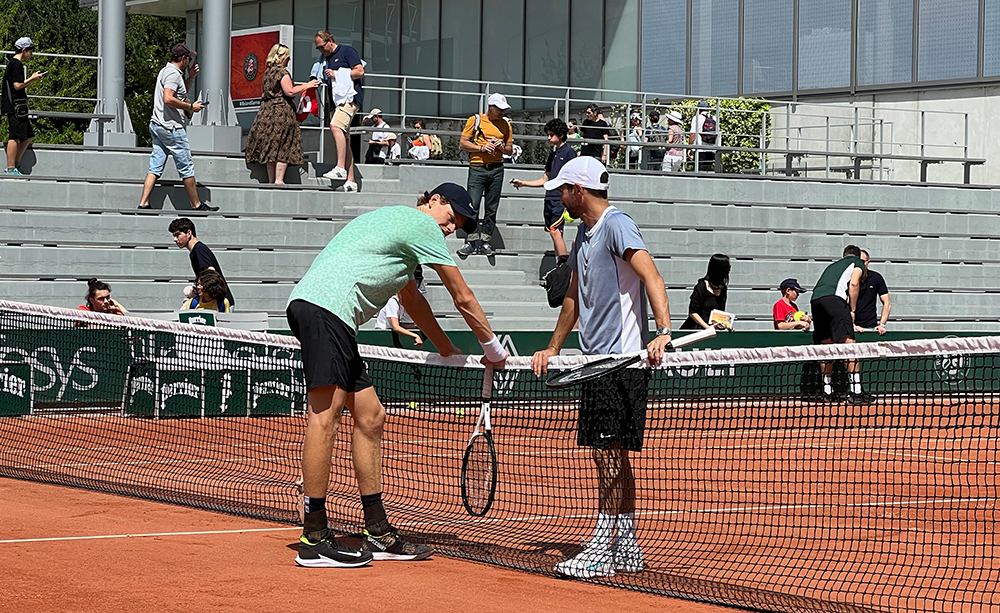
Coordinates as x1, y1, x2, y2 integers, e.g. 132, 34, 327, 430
655, 326, 672, 337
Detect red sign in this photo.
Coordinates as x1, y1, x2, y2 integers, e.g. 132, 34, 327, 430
230, 27, 292, 110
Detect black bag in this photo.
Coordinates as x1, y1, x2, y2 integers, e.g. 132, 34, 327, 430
3, 76, 28, 120
701, 115, 718, 145
541, 261, 572, 308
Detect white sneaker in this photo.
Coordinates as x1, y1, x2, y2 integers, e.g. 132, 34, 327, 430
343, 180, 358, 192
554, 546, 614, 579
613, 541, 645, 573
322, 166, 348, 180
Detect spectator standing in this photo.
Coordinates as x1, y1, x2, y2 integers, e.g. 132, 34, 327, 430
168, 217, 235, 308
138, 44, 217, 212
626, 113, 643, 169
2, 37, 43, 176
680, 254, 730, 329
773, 278, 811, 330
855, 249, 891, 335
567, 119, 583, 153
78, 278, 127, 314
644, 111, 666, 171
457, 92, 513, 257
580, 104, 610, 163
245, 44, 318, 185
664, 110, 685, 172
690, 101, 720, 172
182, 270, 231, 312
365, 109, 390, 164
315, 30, 364, 192
509, 118, 576, 263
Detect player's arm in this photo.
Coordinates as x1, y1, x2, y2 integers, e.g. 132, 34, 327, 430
397, 279, 459, 356
877, 292, 891, 334
531, 272, 580, 376
848, 268, 863, 317
432, 264, 507, 366
624, 248, 672, 365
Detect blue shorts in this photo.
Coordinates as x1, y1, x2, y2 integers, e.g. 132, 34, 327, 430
543, 198, 566, 232
148, 121, 195, 179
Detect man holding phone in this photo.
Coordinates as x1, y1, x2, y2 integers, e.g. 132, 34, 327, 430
138, 43, 218, 212
2, 37, 44, 176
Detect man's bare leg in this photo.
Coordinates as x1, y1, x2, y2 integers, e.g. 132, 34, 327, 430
301, 384, 349, 537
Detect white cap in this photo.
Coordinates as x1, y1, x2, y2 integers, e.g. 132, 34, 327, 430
487, 93, 510, 110
543, 156, 610, 192
15, 37, 33, 50
666, 110, 683, 123
384, 132, 397, 140
367, 108, 383, 117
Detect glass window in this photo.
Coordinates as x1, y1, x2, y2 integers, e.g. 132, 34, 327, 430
232, 2, 259, 30
260, 0, 291, 26
364, 0, 401, 115
690, 0, 739, 96
440, 0, 480, 116
798, 0, 852, 90
571, 0, 604, 100
986, 0, 1000, 76
918, 0, 979, 81
328, 0, 362, 49
743, 0, 793, 93
483, 1, 524, 85
293, 0, 326, 82
858, 0, 913, 86
525, 0, 568, 110
605, 0, 639, 95
401, 0, 439, 118
640, 0, 687, 95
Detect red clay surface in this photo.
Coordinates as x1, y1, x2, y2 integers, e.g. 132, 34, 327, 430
0, 477, 735, 613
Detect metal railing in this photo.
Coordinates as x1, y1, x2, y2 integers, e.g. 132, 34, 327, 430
296, 74, 981, 183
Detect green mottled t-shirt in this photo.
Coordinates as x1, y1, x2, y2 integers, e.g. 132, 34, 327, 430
288, 206, 456, 332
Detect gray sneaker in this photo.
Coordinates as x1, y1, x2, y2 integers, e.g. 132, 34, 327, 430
478, 242, 495, 256
456, 241, 478, 257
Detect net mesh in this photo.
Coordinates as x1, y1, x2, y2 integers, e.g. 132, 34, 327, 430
0, 300, 996, 613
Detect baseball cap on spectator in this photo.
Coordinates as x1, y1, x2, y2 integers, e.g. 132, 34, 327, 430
630, 113, 641, 121
779, 278, 806, 292
366, 108, 383, 118
171, 43, 196, 58
384, 132, 397, 140
15, 37, 34, 50
487, 93, 510, 110
543, 156, 610, 192
430, 182, 478, 233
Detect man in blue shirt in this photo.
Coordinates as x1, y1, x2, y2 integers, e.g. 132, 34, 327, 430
531, 156, 673, 580
510, 118, 578, 263
314, 30, 364, 192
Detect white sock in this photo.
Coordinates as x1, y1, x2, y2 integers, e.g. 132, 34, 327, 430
850, 373, 861, 394
616, 513, 637, 546
823, 374, 832, 395
590, 513, 615, 549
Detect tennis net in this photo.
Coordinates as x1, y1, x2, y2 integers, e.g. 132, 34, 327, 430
0, 299, 996, 613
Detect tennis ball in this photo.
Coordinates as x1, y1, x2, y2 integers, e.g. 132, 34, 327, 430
793, 311, 806, 321
409, 401, 418, 409
455, 408, 466, 419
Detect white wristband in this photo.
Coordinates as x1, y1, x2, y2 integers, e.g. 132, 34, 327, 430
479, 334, 507, 362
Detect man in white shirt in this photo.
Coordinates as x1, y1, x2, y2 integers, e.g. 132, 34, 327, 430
366, 109, 391, 164
689, 101, 720, 173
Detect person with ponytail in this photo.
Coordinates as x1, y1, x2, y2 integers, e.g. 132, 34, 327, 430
78, 278, 127, 315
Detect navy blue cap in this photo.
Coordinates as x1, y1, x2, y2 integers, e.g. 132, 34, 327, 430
779, 278, 806, 292
430, 182, 477, 233
697, 101, 710, 108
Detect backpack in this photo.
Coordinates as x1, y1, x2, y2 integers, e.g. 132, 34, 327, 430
541, 261, 572, 308
428, 134, 443, 158
700, 114, 718, 145
458, 114, 485, 164
646, 124, 667, 149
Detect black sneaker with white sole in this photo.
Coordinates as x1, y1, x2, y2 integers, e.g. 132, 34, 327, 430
362, 529, 434, 561
295, 529, 373, 568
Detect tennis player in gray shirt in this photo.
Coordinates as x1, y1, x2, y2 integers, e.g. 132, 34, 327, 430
531, 156, 673, 579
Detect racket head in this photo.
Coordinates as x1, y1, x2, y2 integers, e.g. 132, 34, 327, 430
460, 431, 497, 516
544, 353, 642, 389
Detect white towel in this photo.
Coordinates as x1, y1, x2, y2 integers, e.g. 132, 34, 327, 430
332, 67, 356, 106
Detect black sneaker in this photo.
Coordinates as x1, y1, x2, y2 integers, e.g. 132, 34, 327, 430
848, 391, 876, 404
295, 529, 373, 568
478, 242, 495, 256
191, 203, 220, 212
362, 528, 434, 561
456, 241, 478, 258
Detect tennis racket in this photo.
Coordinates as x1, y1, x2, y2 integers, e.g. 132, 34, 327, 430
545, 327, 717, 389
461, 364, 497, 517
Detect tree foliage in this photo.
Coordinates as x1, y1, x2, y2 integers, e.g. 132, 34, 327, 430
0, 0, 184, 146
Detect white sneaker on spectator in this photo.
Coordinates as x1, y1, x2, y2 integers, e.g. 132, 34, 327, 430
343, 180, 358, 192
613, 540, 645, 573
323, 166, 348, 180
554, 546, 614, 579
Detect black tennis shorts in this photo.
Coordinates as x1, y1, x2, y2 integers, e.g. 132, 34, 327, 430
578, 368, 651, 452
811, 294, 855, 344
7, 114, 34, 142
543, 198, 566, 232
286, 299, 373, 393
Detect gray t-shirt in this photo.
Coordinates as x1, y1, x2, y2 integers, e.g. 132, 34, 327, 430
567, 206, 650, 355
152, 63, 187, 130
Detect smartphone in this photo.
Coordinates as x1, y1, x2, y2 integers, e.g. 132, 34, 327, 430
201, 100, 210, 106
38, 71, 48, 76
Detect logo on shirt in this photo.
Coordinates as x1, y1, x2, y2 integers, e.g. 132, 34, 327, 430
243, 53, 259, 81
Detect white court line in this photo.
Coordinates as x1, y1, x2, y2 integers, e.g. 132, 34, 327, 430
0, 526, 301, 545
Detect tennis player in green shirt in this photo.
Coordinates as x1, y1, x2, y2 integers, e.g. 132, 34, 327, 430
286, 182, 508, 568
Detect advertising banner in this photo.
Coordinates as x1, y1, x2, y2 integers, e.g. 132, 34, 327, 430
230, 25, 294, 111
